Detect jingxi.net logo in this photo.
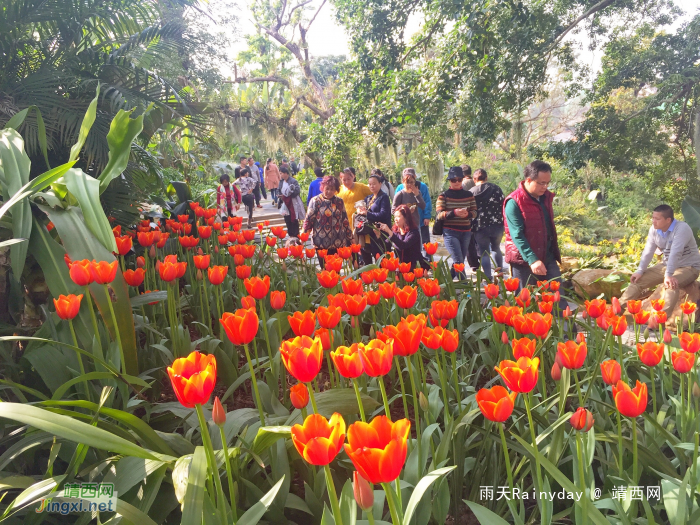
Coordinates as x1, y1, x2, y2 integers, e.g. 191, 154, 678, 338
36, 482, 117, 515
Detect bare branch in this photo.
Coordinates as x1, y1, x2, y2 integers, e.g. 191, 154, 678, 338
285, 0, 314, 27
548, 0, 618, 51
303, 0, 327, 32
223, 76, 291, 87
400, 20, 441, 64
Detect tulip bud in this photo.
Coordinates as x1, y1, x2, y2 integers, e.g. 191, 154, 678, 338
551, 362, 561, 381
581, 310, 588, 319
576, 332, 586, 344
290, 383, 309, 409
198, 248, 204, 256
196, 269, 203, 281
612, 297, 621, 315
554, 291, 560, 303
663, 329, 672, 344
570, 407, 594, 432
282, 261, 287, 273
369, 326, 376, 338
643, 327, 650, 340
647, 316, 659, 330
501, 331, 509, 345
215, 246, 219, 254
353, 472, 374, 511
563, 306, 572, 318
136, 256, 145, 268
419, 391, 429, 412
212, 396, 226, 426
693, 382, 700, 399
149, 245, 156, 259
555, 351, 564, 368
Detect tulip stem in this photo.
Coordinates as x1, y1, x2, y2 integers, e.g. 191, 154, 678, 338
324, 464, 344, 525
83, 285, 104, 360
576, 430, 588, 524
201, 279, 213, 336
218, 425, 238, 522
195, 404, 227, 525
68, 319, 90, 402
306, 382, 319, 414
381, 482, 402, 525
523, 394, 544, 517
632, 417, 638, 484
277, 320, 287, 403
352, 378, 366, 422
243, 344, 266, 425
650, 366, 657, 416
378, 377, 391, 418
450, 351, 461, 412
573, 369, 584, 408
103, 284, 126, 374
405, 356, 422, 468
498, 423, 514, 495
259, 305, 273, 371
394, 357, 409, 420
616, 409, 623, 476
435, 350, 450, 423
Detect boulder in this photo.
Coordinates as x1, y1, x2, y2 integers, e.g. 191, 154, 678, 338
639, 281, 700, 331
572, 269, 629, 299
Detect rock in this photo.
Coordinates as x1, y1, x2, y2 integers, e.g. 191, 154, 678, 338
640, 281, 700, 331
560, 256, 578, 272
571, 269, 629, 298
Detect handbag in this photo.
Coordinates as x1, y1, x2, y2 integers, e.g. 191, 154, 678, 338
432, 219, 444, 236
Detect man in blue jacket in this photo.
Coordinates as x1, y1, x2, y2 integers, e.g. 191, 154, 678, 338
395, 168, 432, 254
306, 167, 325, 205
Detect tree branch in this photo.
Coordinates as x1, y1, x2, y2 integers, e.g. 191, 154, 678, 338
223, 76, 291, 87
400, 20, 441, 64
548, 0, 618, 51
303, 0, 327, 33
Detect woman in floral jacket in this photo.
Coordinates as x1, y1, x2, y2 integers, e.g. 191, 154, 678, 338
303, 176, 352, 267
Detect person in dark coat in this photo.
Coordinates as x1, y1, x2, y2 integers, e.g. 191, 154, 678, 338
379, 204, 426, 270
469, 168, 505, 280
358, 174, 392, 264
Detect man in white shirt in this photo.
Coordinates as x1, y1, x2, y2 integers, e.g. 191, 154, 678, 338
620, 204, 700, 319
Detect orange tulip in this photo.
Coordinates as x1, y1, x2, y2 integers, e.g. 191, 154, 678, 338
193, 254, 210, 270
607, 315, 627, 336
292, 413, 346, 465
414, 268, 425, 278
495, 357, 539, 393
341, 278, 364, 295
235, 265, 251, 280
324, 255, 343, 272
167, 351, 217, 408
115, 235, 132, 256
637, 341, 663, 367
121, 268, 144, 287
626, 300, 642, 314
159, 261, 181, 282
317, 270, 340, 289
344, 294, 367, 317
344, 416, 411, 484
421, 326, 444, 350
653, 310, 668, 324
306, 248, 316, 259
431, 299, 458, 320
672, 350, 694, 373
453, 263, 465, 273
220, 309, 259, 345
378, 282, 397, 299
373, 268, 388, 283
613, 380, 647, 417
394, 286, 417, 309
280, 335, 324, 383
417, 278, 440, 298
441, 328, 459, 352
600, 360, 621, 385
423, 242, 438, 255
69, 259, 93, 286
381, 317, 424, 357
314, 328, 331, 351
290, 244, 304, 259
277, 247, 289, 259
503, 278, 519, 292
515, 288, 531, 308
492, 305, 511, 325
90, 260, 118, 284
337, 246, 352, 259
244, 275, 270, 299
484, 283, 499, 299
327, 293, 347, 311
207, 266, 228, 285
570, 407, 594, 432
366, 290, 380, 306
212, 396, 226, 426
584, 299, 607, 319
680, 301, 697, 315
526, 312, 552, 338
288, 311, 317, 337
512, 337, 536, 359
241, 296, 256, 309
290, 383, 310, 409
53, 294, 83, 320
476, 386, 517, 422
137, 231, 155, 247
557, 340, 587, 369
679, 332, 700, 353
651, 299, 665, 311
270, 291, 286, 310
634, 310, 651, 324
317, 305, 342, 329
331, 343, 365, 378
360, 271, 375, 285
359, 339, 393, 376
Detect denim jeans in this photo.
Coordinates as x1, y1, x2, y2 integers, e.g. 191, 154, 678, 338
443, 229, 471, 279
510, 259, 568, 310
270, 188, 278, 204
474, 224, 504, 280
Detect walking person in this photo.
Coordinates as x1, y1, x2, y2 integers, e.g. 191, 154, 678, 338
504, 160, 566, 306
264, 158, 281, 205
371, 168, 395, 200
250, 156, 267, 201
338, 168, 372, 228
358, 173, 392, 265
469, 168, 505, 281
234, 168, 257, 228
278, 166, 306, 239
307, 167, 325, 205
392, 170, 426, 232
303, 176, 352, 268
234, 156, 248, 179
619, 204, 700, 322
395, 168, 431, 254
216, 173, 241, 219
436, 166, 477, 280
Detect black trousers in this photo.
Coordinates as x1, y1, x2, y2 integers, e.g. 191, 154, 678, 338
284, 215, 300, 238
253, 182, 262, 206
242, 194, 255, 221
361, 235, 388, 265
467, 233, 480, 270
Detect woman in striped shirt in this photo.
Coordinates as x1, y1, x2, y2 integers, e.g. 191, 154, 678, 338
436, 166, 477, 279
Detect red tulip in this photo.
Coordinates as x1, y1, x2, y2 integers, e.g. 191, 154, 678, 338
551, 362, 561, 381
280, 335, 324, 383
476, 386, 517, 422
423, 242, 438, 255
288, 311, 317, 337
69, 259, 93, 286
679, 332, 700, 353
417, 278, 440, 298
235, 264, 252, 280
381, 316, 424, 357
651, 299, 665, 312
634, 310, 651, 325
484, 283, 500, 299
600, 360, 621, 385
317, 305, 342, 329
193, 254, 210, 270
378, 282, 396, 299
441, 329, 459, 352
317, 271, 340, 289
331, 343, 365, 378
584, 299, 607, 319
526, 312, 552, 338
341, 278, 364, 295
680, 301, 697, 315
557, 340, 587, 369
627, 300, 642, 314
366, 290, 380, 306
515, 288, 531, 308
570, 407, 594, 431
672, 350, 695, 373
167, 351, 217, 408
290, 383, 309, 409
504, 278, 519, 292
241, 295, 256, 310
612, 380, 647, 417
244, 275, 270, 299
212, 396, 226, 426
637, 341, 663, 367
353, 472, 374, 511
394, 286, 417, 309
90, 260, 118, 284
344, 294, 368, 317
207, 266, 228, 285
292, 412, 346, 465
512, 337, 536, 359
123, 268, 145, 287
270, 291, 286, 310
115, 235, 132, 256
344, 416, 410, 484
495, 357, 539, 393
53, 294, 83, 320
359, 339, 393, 376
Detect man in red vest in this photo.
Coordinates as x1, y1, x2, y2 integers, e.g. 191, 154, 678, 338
503, 161, 565, 301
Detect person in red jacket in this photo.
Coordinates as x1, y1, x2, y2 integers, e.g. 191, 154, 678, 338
216, 173, 241, 218
503, 160, 564, 300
